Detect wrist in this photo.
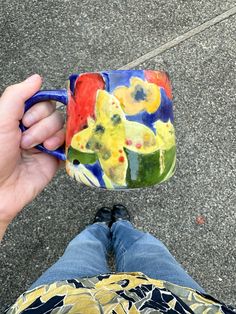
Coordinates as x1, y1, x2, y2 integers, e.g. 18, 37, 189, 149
0, 221, 10, 241
0, 188, 23, 227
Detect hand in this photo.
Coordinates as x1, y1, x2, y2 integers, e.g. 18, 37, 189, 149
0, 74, 65, 239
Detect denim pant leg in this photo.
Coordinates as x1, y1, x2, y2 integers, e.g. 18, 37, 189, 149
111, 221, 204, 292
29, 223, 111, 290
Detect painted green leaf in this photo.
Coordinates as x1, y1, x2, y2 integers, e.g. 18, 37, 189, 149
67, 146, 98, 164
125, 146, 176, 188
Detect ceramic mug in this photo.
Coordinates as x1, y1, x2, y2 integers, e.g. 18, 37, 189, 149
22, 70, 176, 189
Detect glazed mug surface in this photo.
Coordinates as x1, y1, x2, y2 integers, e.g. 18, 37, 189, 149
22, 70, 176, 189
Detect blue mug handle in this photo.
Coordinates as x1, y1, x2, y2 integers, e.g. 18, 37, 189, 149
20, 89, 68, 160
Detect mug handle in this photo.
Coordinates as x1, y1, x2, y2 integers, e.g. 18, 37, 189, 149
20, 89, 68, 161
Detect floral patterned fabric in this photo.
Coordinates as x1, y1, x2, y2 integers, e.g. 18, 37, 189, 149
6, 272, 235, 313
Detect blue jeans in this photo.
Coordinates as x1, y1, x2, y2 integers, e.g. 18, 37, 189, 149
30, 221, 204, 292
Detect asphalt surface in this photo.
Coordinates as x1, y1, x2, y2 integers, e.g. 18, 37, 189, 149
0, 0, 236, 311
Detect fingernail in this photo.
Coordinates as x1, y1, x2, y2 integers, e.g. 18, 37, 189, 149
21, 134, 33, 148
25, 74, 40, 83
24, 112, 35, 126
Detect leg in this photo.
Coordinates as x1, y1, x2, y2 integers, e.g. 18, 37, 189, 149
29, 223, 111, 289
111, 220, 205, 292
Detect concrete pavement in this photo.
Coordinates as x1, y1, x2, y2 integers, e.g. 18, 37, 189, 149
0, 0, 235, 310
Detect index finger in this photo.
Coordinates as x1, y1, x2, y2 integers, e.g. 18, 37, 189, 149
0, 74, 42, 127
22, 101, 56, 127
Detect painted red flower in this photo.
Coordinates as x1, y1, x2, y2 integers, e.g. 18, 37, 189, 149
66, 73, 105, 146
145, 70, 173, 100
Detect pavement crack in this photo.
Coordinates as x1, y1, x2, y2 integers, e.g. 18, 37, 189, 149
118, 6, 236, 69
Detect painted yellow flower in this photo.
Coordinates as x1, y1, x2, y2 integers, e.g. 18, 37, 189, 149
113, 77, 161, 115
154, 120, 176, 150
71, 90, 157, 186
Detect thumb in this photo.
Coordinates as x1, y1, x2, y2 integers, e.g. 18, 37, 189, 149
0, 74, 42, 125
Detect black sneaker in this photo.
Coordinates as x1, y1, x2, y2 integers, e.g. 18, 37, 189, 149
112, 204, 131, 223
93, 207, 112, 227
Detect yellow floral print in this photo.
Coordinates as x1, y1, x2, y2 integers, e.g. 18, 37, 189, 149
7, 272, 233, 314
154, 120, 176, 150
113, 77, 161, 115
71, 90, 157, 186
